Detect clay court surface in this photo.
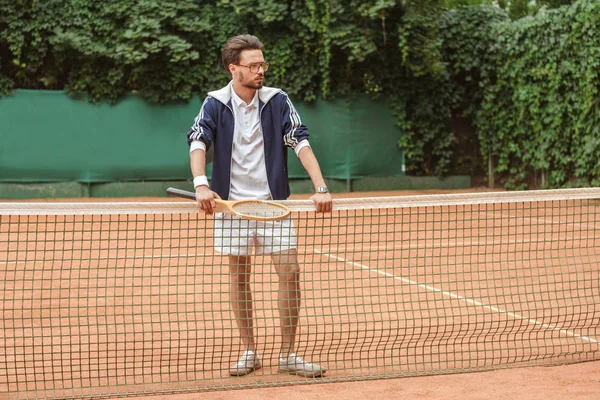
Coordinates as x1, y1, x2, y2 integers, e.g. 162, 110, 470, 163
2, 188, 599, 399
148, 360, 600, 400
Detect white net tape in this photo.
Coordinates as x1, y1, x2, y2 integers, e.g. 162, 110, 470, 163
1, 187, 600, 215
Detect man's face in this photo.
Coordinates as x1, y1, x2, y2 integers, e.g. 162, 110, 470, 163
231, 49, 265, 90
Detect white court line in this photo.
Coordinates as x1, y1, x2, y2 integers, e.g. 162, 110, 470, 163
480, 209, 594, 231
0, 252, 214, 266
314, 249, 600, 345
315, 234, 600, 253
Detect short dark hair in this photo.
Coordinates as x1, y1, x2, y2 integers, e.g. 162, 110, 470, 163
222, 34, 264, 72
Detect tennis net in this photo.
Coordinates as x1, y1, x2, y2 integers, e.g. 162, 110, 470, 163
1, 188, 600, 399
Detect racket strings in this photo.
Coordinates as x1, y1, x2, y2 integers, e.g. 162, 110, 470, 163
230, 201, 288, 219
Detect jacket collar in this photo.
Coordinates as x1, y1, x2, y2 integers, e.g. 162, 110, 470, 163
208, 80, 281, 107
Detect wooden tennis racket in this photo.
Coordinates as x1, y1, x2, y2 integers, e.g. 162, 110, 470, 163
167, 187, 291, 222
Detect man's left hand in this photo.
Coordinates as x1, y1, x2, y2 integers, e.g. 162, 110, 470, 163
310, 192, 333, 213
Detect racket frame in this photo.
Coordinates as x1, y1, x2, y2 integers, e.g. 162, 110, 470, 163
166, 187, 291, 221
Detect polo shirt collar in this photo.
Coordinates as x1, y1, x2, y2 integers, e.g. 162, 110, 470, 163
231, 85, 259, 109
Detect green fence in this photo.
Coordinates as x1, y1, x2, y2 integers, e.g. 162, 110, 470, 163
0, 90, 469, 198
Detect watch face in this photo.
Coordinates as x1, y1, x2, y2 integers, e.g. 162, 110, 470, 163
317, 186, 328, 193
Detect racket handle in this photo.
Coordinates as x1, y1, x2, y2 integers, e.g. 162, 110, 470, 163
167, 187, 230, 214
166, 187, 197, 200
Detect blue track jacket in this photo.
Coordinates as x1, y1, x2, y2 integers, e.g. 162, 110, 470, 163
187, 81, 309, 200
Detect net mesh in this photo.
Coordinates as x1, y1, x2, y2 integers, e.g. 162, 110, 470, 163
1, 188, 600, 399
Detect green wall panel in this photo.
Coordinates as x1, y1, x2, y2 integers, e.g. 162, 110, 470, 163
1, 90, 196, 182
0, 90, 404, 184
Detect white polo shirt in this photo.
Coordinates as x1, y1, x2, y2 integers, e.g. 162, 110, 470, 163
190, 86, 311, 200
228, 88, 271, 200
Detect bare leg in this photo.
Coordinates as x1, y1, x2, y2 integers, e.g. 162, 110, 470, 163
229, 255, 256, 352
271, 249, 300, 357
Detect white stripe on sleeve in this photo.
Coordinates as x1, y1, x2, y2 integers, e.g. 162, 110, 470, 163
284, 97, 301, 147
190, 97, 210, 140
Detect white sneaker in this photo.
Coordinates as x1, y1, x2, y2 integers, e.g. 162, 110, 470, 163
229, 350, 261, 376
278, 353, 326, 377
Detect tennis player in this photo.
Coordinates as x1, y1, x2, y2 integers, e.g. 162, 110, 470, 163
186, 34, 332, 378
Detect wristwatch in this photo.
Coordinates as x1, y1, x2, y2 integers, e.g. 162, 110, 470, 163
316, 186, 329, 193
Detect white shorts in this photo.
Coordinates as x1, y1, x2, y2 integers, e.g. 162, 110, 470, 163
213, 213, 297, 256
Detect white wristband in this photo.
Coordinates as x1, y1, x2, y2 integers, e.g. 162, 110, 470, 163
193, 175, 209, 188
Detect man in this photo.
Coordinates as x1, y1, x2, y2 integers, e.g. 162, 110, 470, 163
186, 34, 332, 378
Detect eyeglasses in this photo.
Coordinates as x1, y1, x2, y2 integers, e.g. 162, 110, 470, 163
236, 62, 269, 73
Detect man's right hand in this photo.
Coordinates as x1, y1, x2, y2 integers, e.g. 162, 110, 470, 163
195, 186, 221, 214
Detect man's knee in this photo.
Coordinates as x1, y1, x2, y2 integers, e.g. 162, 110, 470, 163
229, 256, 251, 284
277, 262, 300, 282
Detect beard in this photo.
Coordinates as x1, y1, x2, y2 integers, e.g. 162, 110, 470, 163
237, 72, 264, 89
